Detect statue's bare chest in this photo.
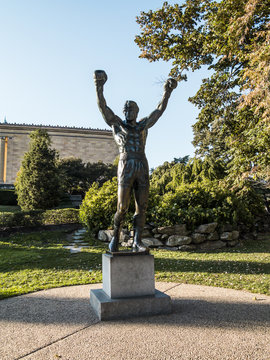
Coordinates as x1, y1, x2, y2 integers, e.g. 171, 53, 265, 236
112, 123, 148, 153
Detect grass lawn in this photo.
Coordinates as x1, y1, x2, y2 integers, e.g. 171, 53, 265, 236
0, 230, 269, 299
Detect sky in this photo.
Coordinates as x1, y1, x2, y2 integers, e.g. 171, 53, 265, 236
0, 0, 209, 169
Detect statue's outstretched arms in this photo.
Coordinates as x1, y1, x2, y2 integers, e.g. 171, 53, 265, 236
140, 78, 177, 129
94, 70, 122, 127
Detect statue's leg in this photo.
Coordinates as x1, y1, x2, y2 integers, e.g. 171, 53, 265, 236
132, 184, 149, 252
109, 185, 131, 252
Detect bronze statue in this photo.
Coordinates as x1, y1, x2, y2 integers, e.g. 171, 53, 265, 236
94, 70, 177, 252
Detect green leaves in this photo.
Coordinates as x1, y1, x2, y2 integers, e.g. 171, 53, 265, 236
57, 158, 117, 195
15, 129, 61, 211
135, 0, 270, 182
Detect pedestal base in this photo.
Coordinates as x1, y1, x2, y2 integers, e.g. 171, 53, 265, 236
90, 288, 171, 321
102, 253, 155, 298
90, 252, 172, 320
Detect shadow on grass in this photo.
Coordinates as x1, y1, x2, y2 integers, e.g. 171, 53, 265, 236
0, 245, 104, 273
154, 257, 270, 275
0, 243, 269, 275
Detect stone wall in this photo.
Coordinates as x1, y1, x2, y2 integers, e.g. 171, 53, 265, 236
0, 123, 118, 184
98, 217, 270, 251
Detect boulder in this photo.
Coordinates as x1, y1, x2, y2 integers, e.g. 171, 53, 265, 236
141, 229, 153, 238
174, 224, 189, 235
232, 230, 240, 240
121, 239, 133, 247
178, 244, 197, 251
195, 222, 218, 234
154, 234, 162, 239
142, 238, 163, 248
192, 233, 206, 244
161, 234, 169, 241
163, 246, 179, 251
166, 235, 192, 247
98, 230, 113, 242
207, 231, 219, 241
220, 232, 234, 241
220, 224, 234, 232
198, 240, 226, 250
157, 224, 188, 236
227, 240, 239, 247
98, 229, 129, 242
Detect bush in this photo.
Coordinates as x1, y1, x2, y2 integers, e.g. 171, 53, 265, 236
147, 180, 263, 228
0, 208, 79, 228
79, 178, 264, 232
79, 178, 118, 232
0, 190, 17, 205
15, 129, 60, 210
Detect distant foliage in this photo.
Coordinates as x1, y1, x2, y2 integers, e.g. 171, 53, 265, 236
15, 129, 60, 211
57, 157, 117, 195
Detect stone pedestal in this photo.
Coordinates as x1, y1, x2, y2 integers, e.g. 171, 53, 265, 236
90, 252, 171, 320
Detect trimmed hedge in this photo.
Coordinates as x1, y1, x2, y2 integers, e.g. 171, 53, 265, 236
0, 190, 17, 206
0, 208, 80, 228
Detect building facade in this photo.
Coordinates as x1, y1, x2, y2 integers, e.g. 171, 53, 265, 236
0, 123, 118, 184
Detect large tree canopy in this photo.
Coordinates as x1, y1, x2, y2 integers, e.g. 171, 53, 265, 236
135, 0, 270, 182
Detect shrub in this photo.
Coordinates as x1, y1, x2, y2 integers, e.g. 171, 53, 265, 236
0, 190, 17, 205
147, 180, 263, 228
79, 178, 118, 232
0, 208, 79, 228
15, 129, 60, 210
79, 178, 264, 232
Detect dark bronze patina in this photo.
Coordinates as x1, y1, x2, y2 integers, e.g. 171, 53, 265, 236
94, 70, 177, 252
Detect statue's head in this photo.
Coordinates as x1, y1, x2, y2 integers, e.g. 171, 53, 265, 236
123, 101, 139, 123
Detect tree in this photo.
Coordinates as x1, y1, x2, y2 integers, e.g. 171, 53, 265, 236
135, 0, 270, 182
57, 157, 117, 195
57, 157, 88, 195
15, 129, 60, 210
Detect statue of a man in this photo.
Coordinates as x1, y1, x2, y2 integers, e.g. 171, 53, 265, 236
94, 70, 177, 252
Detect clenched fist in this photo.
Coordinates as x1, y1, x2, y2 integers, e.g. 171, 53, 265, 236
164, 78, 178, 92
93, 70, 108, 87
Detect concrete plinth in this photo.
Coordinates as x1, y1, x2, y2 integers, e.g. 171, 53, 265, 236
102, 253, 155, 298
90, 252, 172, 320
90, 289, 171, 321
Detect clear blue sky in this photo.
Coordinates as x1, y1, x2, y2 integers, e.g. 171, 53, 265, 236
0, 0, 209, 169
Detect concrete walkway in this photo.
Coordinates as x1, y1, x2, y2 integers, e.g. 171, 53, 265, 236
0, 283, 269, 360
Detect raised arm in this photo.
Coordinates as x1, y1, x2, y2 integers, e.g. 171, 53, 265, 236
140, 78, 177, 129
93, 70, 121, 127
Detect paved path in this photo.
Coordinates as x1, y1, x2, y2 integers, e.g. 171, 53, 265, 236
1, 283, 269, 360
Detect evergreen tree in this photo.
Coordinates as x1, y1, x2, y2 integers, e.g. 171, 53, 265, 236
15, 129, 60, 210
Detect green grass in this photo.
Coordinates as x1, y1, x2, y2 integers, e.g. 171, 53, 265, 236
0, 230, 269, 299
